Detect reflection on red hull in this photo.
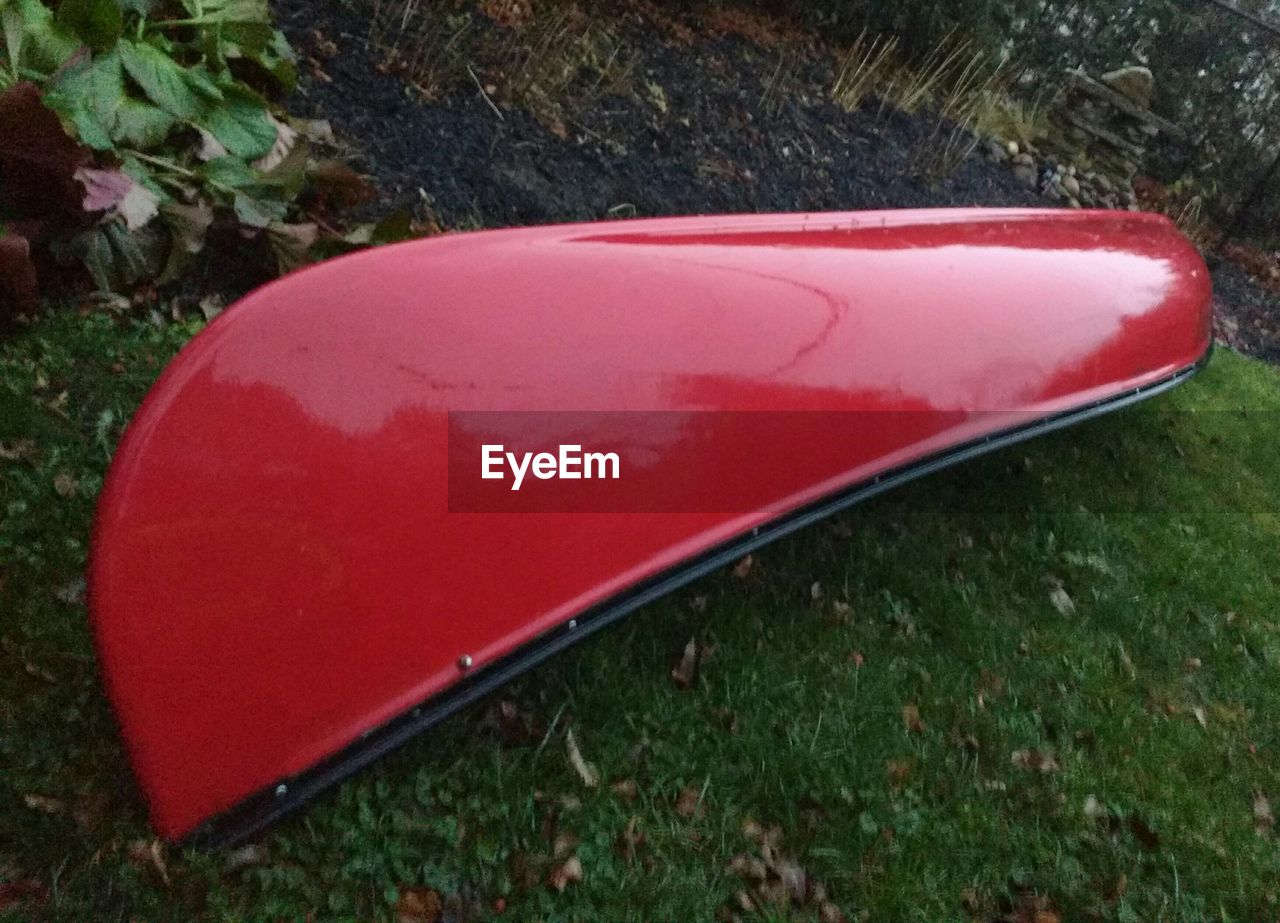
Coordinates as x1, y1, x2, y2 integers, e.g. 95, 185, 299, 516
89, 209, 1212, 844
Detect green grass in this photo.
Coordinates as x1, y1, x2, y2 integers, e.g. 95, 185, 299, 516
3, 310, 1280, 922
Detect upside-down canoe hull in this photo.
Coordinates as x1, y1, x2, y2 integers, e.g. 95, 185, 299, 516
90, 209, 1212, 845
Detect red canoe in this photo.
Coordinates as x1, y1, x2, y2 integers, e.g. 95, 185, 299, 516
90, 208, 1212, 845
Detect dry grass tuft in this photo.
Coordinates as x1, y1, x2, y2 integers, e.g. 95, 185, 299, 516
363, 0, 636, 130
969, 90, 1048, 148
832, 28, 899, 113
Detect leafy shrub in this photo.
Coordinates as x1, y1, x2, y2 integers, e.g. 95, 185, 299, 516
0, 0, 336, 314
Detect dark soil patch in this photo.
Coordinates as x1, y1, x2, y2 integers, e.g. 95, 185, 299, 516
268, 0, 1280, 364
1212, 262, 1280, 363
271, 0, 1040, 225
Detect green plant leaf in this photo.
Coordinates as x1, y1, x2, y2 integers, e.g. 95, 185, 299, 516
10, 0, 80, 74
3, 4, 25, 76
197, 82, 274, 159
56, 0, 123, 53
199, 154, 257, 190
113, 96, 176, 147
232, 190, 283, 227
119, 38, 202, 118
44, 48, 125, 150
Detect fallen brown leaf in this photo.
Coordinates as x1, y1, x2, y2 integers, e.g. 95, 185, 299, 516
23, 660, 55, 683
614, 815, 646, 864
733, 554, 753, 578
395, 886, 442, 923
565, 728, 599, 788
52, 472, 78, 497
886, 758, 913, 787
675, 785, 705, 818
712, 706, 740, 734
127, 838, 170, 886
610, 779, 639, 801
1254, 791, 1274, 836
742, 818, 781, 848
818, 899, 847, 922
547, 855, 583, 892
671, 637, 700, 690
552, 830, 580, 859
22, 793, 64, 814
1048, 582, 1075, 615
1011, 749, 1060, 773
224, 843, 270, 872
727, 853, 768, 881
901, 704, 925, 733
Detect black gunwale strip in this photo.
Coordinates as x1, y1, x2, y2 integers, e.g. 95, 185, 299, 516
187, 350, 1210, 849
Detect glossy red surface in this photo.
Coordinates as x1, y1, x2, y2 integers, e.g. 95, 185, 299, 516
91, 209, 1211, 840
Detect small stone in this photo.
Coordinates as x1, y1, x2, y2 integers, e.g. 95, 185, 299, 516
1062, 174, 1081, 197
1067, 196, 1081, 208
1006, 140, 1019, 157
1013, 164, 1037, 188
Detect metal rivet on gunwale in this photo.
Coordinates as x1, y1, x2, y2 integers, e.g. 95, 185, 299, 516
275, 783, 288, 797
568, 619, 578, 630
457, 654, 473, 670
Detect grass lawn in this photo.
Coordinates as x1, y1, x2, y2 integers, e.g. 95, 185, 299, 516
2, 309, 1280, 922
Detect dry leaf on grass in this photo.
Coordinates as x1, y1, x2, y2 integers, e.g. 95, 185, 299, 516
733, 554, 754, 578
127, 839, 170, 886
901, 704, 925, 733
886, 758, 913, 787
552, 831, 580, 859
1254, 791, 1275, 836
610, 779, 638, 801
671, 637, 700, 690
1048, 582, 1075, 615
22, 793, 64, 814
395, 886, 442, 923
614, 815, 647, 864
565, 728, 599, 788
547, 855, 583, 892
1011, 749, 1060, 773
224, 843, 270, 872
675, 785, 705, 818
